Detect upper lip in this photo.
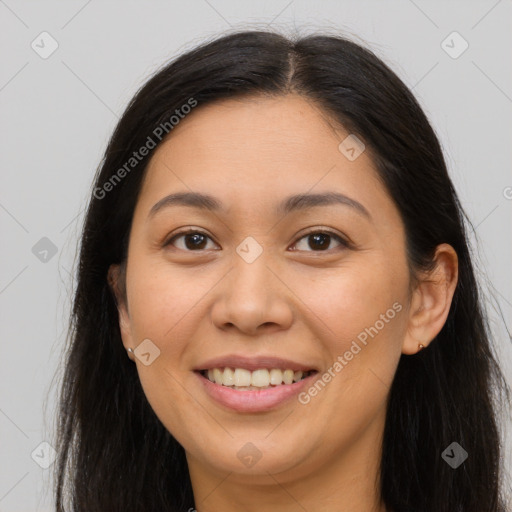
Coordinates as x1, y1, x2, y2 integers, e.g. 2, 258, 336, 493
194, 355, 319, 372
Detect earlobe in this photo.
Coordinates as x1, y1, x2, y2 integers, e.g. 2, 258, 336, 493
402, 243, 459, 355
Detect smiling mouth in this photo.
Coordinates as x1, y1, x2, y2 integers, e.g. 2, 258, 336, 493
197, 368, 318, 390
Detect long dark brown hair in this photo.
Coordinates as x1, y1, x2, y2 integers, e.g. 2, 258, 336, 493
52, 29, 511, 511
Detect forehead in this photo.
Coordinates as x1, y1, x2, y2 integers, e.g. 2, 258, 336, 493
152, 94, 349, 167
137, 94, 394, 223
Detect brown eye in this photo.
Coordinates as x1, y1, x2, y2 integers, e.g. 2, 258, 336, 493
164, 228, 349, 253
165, 230, 217, 251
292, 231, 349, 252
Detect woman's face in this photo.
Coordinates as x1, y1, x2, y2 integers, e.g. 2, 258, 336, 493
113, 94, 416, 482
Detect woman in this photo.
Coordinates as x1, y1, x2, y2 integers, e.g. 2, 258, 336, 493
52, 30, 511, 511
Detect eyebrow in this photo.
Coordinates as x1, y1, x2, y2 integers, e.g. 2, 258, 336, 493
148, 191, 371, 220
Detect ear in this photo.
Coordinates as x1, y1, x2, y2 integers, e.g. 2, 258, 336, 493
107, 263, 135, 360
402, 243, 459, 355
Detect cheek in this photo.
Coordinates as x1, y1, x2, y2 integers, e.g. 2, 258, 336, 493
123, 261, 197, 372
294, 260, 406, 355
292, 258, 408, 426
294, 264, 406, 438
124, 262, 205, 436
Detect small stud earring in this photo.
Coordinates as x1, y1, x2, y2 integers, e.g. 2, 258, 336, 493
418, 344, 425, 350
127, 347, 134, 359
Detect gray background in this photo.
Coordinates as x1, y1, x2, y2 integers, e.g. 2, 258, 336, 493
1, 1, 511, 510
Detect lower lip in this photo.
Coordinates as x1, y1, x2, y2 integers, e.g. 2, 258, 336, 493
194, 371, 318, 413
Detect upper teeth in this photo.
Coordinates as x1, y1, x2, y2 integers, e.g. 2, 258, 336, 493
205, 368, 312, 387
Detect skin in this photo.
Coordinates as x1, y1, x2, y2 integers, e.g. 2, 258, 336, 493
109, 93, 458, 512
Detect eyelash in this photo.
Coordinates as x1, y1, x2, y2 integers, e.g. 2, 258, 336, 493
164, 227, 351, 253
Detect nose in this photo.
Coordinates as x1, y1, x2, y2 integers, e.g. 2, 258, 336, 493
210, 248, 294, 336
